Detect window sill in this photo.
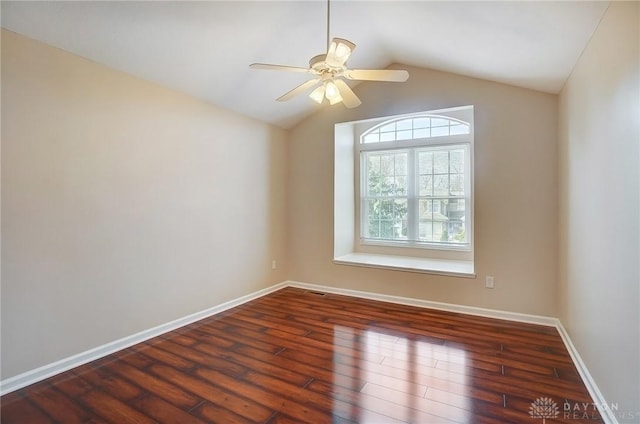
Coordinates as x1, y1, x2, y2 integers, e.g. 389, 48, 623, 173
333, 253, 476, 278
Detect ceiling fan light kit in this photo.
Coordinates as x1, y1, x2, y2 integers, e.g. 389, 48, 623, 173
324, 38, 355, 67
249, 1, 409, 108
309, 84, 326, 104
309, 80, 343, 105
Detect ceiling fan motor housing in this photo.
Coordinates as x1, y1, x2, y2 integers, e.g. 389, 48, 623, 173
309, 54, 345, 78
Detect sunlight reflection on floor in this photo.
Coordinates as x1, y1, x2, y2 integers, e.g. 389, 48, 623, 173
333, 325, 471, 423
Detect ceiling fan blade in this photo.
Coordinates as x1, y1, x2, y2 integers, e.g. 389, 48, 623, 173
250, 63, 311, 73
325, 38, 356, 67
345, 69, 409, 82
277, 78, 322, 102
333, 79, 362, 108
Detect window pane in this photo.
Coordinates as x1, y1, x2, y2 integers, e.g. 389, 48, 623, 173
419, 199, 432, 216
395, 176, 407, 195
419, 221, 433, 241
397, 130, 412, 140
368, 155, 380, 173
366, 198, 408, 240
414, 117, 430, 129
446, 199, 467, 243
414, 128, 430, 139
379, 199, 392, 217
419, 199, 441, 242
419, 175, 433, 196
367, 199, 383, 238
417, 198, 468, 243
418, 152, 433, 174
450, 150, 464, 173
395, 154, 407, 175
431, 126, 450, 137
379, 220, 393, 239
433, 151, 449, 174
419, 199, 448, 242
368, 219, 380, 238
368, 178, 379, 196
367, 152, 408, 197
380, 177, 394, 195
450, 174, 464, 195
450, 124, 470, 135
433, 199, 444, 214
431, 118, 449, 127
394, 199, 408, 239
380, 131, 396, 142
363, 133, 379, 143
380, 155, 393, 175
380, 123, 396, 133
434, 175, 449, 195
366, 155, 381, 195
368, 199, 380, 218
396, 119, 412, 131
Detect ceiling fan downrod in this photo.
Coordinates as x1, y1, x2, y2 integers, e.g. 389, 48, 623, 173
326, 0, 331, 52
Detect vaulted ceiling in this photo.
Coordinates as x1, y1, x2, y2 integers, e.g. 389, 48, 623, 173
1, 1, 609, 128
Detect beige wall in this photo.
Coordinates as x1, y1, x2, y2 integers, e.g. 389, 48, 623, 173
288, 65, 558, 316
558, 2, 640, 420
1, 30, 288, 379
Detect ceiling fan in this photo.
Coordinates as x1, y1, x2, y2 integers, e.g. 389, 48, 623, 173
249, 0, 409, 108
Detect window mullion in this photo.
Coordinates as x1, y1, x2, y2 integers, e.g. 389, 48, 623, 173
407, 149, 417, 242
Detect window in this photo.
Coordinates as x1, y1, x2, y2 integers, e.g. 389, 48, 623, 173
334, 106, 474, 277
358, 112, 472, 251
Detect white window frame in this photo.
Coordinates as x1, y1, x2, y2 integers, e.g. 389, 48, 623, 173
333, 106, 475, 277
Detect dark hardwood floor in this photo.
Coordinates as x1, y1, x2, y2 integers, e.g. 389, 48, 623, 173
1, 287, 602, 423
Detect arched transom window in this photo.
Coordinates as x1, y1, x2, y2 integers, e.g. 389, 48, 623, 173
361, 115, 470, 144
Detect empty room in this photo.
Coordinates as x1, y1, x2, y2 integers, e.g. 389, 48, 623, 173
1, 1, 638, 423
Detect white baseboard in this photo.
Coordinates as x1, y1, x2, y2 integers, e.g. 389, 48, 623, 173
0, 279, 617, 424
286, 280, 558, 327
555, 322, 619, 424
0, 282, 287, 395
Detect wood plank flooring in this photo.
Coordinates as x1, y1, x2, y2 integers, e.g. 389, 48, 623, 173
1, 287, 602, 423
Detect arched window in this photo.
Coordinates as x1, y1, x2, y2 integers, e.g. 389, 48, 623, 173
361, 115, 470, 144
357, 111, 473, 249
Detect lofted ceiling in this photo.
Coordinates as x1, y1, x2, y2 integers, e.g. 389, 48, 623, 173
1, 1, 609, 129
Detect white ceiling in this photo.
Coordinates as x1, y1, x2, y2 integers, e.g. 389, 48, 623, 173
1, 1, 609, 129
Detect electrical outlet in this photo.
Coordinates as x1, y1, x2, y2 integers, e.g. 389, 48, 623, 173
271, 260, 277, 270
485, 276, 495, 289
